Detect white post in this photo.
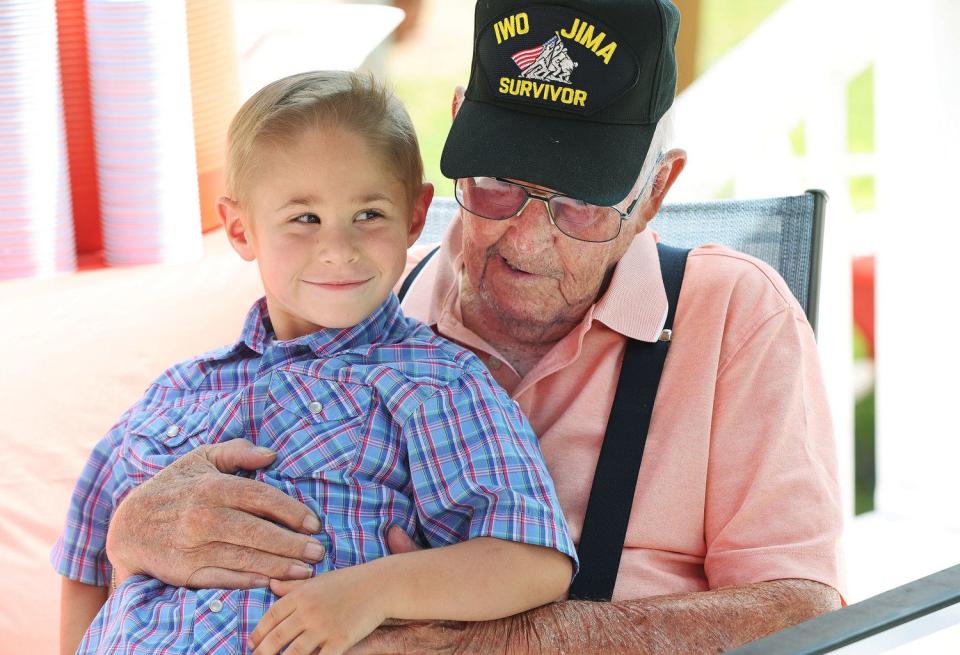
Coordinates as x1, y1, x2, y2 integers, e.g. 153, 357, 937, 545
871, 0, 960, 587
806, 72, 856, 521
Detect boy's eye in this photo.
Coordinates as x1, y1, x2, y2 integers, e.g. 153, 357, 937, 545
356, 209, 385, 222
293, 213, 320, 224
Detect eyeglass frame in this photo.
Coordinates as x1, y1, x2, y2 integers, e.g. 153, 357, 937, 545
453, 153, 665, 244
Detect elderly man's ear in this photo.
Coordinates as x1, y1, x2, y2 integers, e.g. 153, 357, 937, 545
639, 148, 687, 221
451, 86, 466, 119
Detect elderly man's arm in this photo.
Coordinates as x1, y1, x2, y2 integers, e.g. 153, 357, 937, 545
352, 577, 840, 654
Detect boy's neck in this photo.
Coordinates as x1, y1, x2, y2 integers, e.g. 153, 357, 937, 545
262, 293, 388, 341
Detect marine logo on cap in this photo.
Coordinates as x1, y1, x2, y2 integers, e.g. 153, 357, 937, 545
511, 34, 578, 85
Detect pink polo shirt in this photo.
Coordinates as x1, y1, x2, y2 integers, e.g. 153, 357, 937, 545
403, 213, 843, 601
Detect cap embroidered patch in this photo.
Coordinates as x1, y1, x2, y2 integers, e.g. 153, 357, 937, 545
476, 6, 639, 115
511, 35, 577, 84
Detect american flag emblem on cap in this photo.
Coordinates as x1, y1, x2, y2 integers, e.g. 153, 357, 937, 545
511, 35, 578, 85
511, 42, 546, 70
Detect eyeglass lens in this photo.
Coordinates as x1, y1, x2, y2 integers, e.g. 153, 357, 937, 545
455, 177, 621, 242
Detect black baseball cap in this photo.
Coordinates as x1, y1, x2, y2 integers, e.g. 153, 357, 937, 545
441, 0, 680, 206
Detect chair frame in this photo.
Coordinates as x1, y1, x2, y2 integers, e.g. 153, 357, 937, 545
727, 564, 960, 654
806, 189, 827, 333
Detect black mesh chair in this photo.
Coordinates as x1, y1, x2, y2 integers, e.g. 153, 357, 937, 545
421, 190, 827, 332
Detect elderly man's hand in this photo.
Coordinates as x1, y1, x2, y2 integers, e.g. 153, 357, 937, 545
105, 439, 325, 589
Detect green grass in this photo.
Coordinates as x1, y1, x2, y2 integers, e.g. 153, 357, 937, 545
789, 122, 806, 157
713, 179, 736, 200
855, 385, 876, 514
847, 64, 876, 212
847, 64, 875, 153
696, 0, 787, 73
392, 75, 460, 199
853, 328, 875, 514
849, 176, 876, 212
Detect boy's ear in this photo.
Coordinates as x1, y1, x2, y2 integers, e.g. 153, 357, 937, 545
407, 182, 434, 247
217, 196, 256, 262
451, 86, 466, 120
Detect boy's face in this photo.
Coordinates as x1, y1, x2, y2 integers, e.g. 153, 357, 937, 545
219, 126, 429, 339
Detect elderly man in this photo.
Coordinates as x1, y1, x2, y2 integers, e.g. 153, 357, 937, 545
105, 0, 843, 652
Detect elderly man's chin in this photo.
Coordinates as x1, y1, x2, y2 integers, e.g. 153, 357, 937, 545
477, 260, 575, 330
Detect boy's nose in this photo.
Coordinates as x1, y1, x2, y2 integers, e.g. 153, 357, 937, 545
318, 228, 360, 264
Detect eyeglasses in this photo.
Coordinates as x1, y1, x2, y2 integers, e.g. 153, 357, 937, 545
454, 177, 639, 243
454, 155, 664, 243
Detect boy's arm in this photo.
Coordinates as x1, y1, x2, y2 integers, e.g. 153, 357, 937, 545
54, 418, 129, 655
60, 578, 109, 655
249, 536, 572, 655
368, 536, 572, 621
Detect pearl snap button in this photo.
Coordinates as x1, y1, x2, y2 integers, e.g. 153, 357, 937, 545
209, 599, 223, 613
165, 425, 180, 438
308, 401, 323, 414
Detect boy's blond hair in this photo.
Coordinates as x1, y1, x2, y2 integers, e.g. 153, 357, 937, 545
226, 70, 424, 209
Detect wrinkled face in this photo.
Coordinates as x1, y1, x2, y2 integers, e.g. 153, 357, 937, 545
233, 127, 423, 339
460, 179, 649, 340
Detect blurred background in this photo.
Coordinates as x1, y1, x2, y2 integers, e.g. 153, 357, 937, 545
0, 0, 957, 651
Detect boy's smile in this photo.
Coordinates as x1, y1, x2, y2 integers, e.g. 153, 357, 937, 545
219, 126, 429, 339
303, 278, 373, 290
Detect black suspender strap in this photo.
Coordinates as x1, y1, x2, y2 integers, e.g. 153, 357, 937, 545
397, 245, 441, 303
568, 243, 690, 601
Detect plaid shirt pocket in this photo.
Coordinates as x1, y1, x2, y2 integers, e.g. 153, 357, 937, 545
123, 405, 211, 481
262, 371, 372, 479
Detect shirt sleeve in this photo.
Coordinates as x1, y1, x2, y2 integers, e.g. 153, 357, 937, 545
404, 369, 579, 572
703, 303, 843, 593
50, 409, 133, 586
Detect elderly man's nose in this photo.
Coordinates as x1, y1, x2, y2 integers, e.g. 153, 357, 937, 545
508, 198, 554, 252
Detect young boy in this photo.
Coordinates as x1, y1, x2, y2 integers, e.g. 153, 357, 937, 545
54, 71, 576, 655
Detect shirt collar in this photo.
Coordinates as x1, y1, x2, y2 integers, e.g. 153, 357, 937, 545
593, 227, 668, 342
236, 294, 408, 357
408, 211, 668, 343
238, 298, 272, 354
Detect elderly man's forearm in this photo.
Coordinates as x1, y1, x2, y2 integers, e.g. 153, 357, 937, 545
396, 578, 840, 655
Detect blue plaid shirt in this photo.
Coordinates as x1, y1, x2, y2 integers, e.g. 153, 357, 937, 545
53, 295, 576, 654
